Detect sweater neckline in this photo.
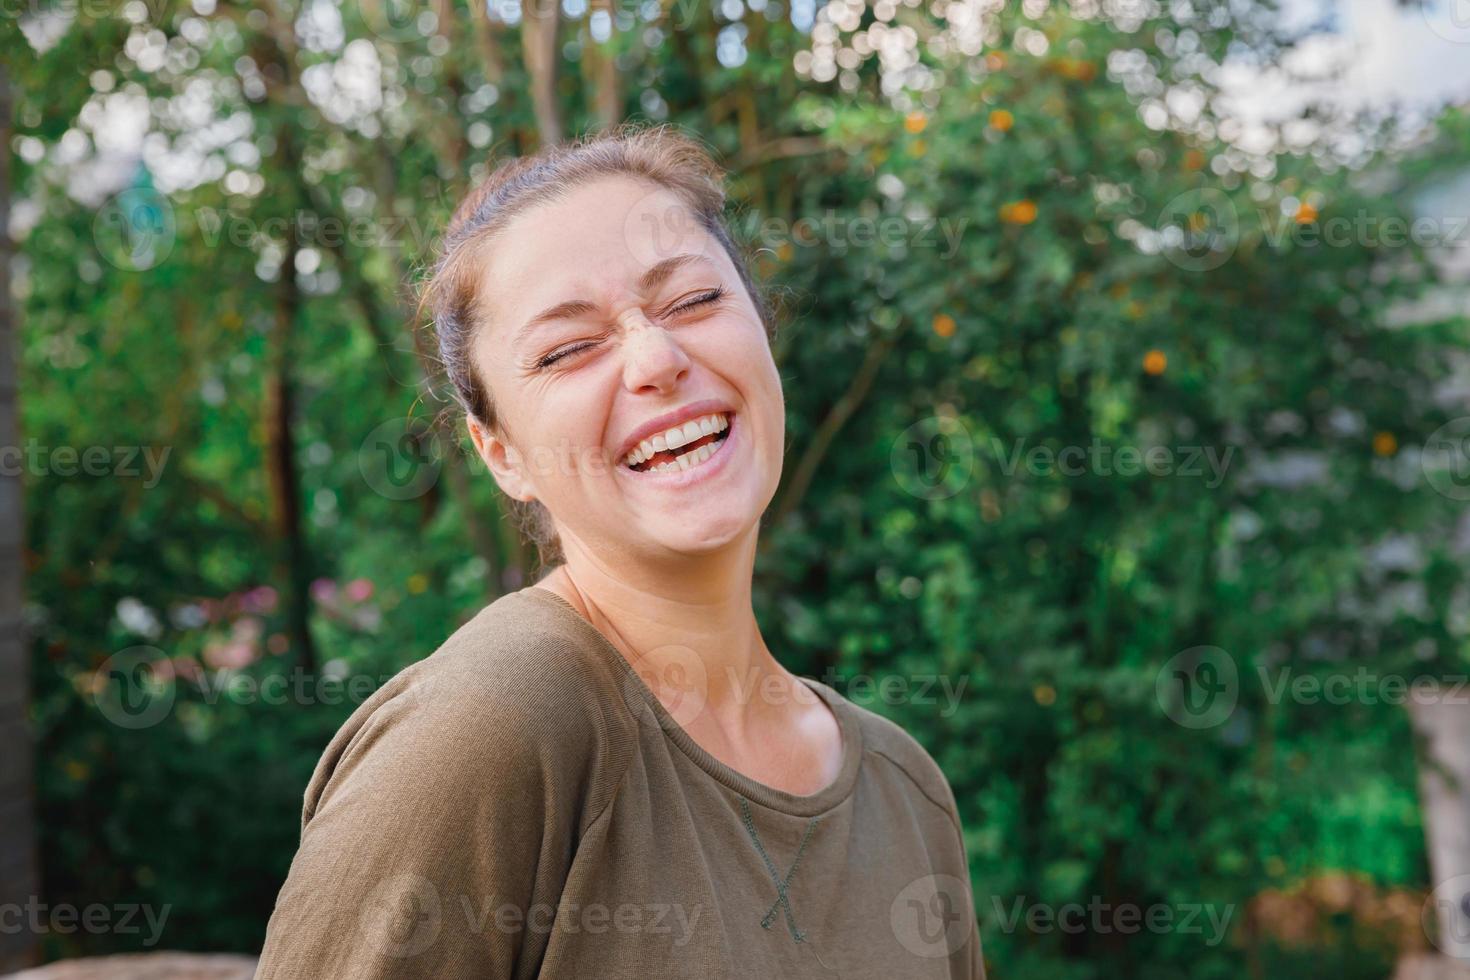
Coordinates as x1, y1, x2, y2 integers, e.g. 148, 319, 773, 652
518, 584, 863, 818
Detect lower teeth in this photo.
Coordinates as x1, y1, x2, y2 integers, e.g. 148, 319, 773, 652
636, 432, 727, 474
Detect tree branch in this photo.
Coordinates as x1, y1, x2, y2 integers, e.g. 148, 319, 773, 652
764, 331, 897, 539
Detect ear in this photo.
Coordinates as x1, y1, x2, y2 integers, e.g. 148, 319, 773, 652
467, 416, 536, 503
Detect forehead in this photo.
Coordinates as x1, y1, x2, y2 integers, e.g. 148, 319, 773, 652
474, 175, 724, 342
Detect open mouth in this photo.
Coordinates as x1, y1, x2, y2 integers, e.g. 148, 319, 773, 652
622, 412, 733, 475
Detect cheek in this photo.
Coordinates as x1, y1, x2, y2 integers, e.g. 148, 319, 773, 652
518, 374, 618, 485
729, 323, 781, 410
703, 314, 776, 378
703, 319, 784, 449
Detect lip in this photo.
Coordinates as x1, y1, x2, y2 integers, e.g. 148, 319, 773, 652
616, 411, 740, 490
614, 397, 737, 467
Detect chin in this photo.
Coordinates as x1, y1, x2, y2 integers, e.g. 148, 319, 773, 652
650, 510, 754, 556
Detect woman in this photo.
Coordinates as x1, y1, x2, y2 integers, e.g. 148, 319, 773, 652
254, 124, 985, 979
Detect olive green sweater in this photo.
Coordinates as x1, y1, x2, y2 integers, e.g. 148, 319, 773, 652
254, 585, 985, 979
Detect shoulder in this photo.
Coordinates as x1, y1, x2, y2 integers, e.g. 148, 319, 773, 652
828, 686, 964, 829
260, 589, 635, 976
390, 584, 632, 731
301, 586, 636, 831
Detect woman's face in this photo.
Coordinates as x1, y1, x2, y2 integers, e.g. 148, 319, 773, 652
467, 175, 785, 562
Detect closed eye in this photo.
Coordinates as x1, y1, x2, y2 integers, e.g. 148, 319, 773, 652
535, 339, 601, 369
665, 286, 726, 316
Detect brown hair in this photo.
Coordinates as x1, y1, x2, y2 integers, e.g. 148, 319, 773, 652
420, 123, 775, 571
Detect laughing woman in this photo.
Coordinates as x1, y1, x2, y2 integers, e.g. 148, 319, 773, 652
254, 124, 985, 980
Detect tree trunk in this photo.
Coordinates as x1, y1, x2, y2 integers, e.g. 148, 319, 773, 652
264, 229, 316, 674
521, 0, 562, 146
1409, 692, 1470, 961
466, 0, 506, 85
582, 0, 622, 132
0, 58, 41, 973
249, 4, 318, 671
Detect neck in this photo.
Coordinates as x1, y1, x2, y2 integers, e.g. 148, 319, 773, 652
537, 528, 799, 727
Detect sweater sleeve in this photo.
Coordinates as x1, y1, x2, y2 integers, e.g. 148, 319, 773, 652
963, 861, 988, 980
934, 757, 986, 980
947, 783, 986, 979
865, 711, 987, 980
253, 655, 603, 980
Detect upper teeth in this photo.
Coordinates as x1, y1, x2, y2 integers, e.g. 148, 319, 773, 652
624, 413, 729, 468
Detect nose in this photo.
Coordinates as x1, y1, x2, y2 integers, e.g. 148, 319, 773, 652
618, 307, 691, 393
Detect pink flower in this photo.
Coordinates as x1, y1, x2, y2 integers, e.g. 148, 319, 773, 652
310, 578, 337, 604
241, 586, 278, 615
345, 578, 375, 603
204, 640, 258, 671
233, 616, 264, 643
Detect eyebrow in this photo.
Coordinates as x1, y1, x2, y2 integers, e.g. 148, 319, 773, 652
511, 253, 712, 351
